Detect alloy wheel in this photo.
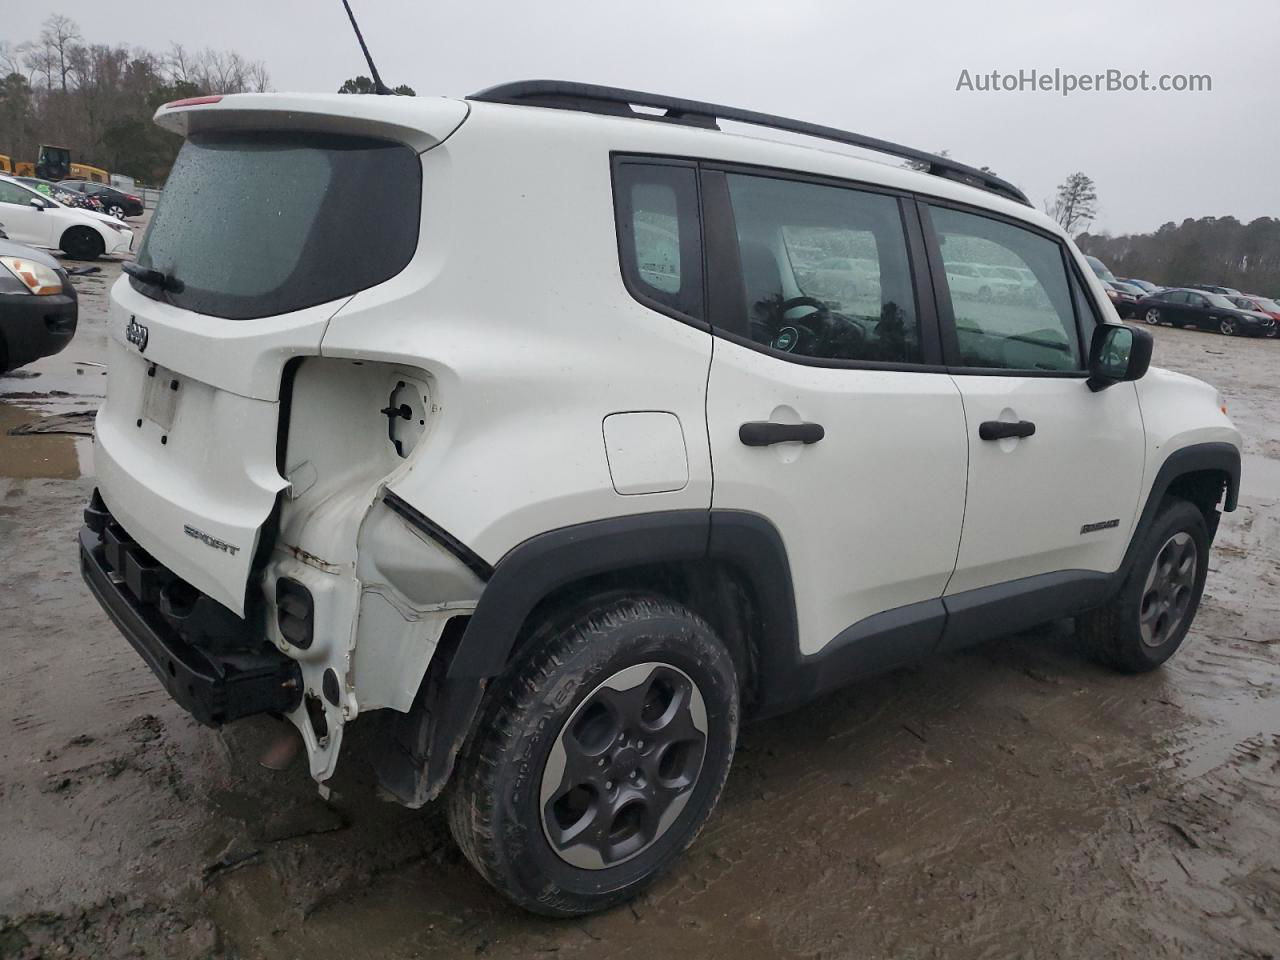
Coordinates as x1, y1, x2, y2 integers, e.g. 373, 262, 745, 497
1144, 308, 1161, 325
108, 205, 125, 220
540, 662, 707, 870
1139, 532, 1198, 648
1219, 318, 1237, 336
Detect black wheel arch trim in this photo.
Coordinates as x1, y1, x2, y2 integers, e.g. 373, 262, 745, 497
390, 509, 795, 805
445, 508, 797, 680
1126, 441, 1240, 560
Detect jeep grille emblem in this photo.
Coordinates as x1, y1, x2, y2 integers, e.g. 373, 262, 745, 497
125, 316, 149, 352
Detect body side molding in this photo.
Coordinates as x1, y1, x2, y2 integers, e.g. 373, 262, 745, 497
937, 569, 1112, 652
752, 598, 946, 717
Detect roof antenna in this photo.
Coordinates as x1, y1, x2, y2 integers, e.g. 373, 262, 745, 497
341, 0, 392, 95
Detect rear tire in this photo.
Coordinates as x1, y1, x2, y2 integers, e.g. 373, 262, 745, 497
60, 227, 104, 261
1078, 500, 1209, 673
446, 595, 739, 916
107, 204, 126, 220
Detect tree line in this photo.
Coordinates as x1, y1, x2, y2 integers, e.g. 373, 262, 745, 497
1077, 217, 1280, 296
1022, 170, 1279, 296
0, 14, 270, 184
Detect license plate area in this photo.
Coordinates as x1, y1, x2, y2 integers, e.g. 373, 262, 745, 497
143, 364, 181, 432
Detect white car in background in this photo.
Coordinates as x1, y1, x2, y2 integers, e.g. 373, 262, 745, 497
944, 261, 988, 299
974, 264, 1028, 301
0, 174, 133, 260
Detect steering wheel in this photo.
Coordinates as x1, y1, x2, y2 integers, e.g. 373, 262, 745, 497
771, 296, 867, 355
771, 296, 829, 353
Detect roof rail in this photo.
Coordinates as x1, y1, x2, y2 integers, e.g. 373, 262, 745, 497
469, 80, 1031, 207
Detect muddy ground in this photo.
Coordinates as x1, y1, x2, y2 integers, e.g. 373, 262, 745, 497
1, 240, 1278, 959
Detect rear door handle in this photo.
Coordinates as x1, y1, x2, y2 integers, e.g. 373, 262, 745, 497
978, 420, 1036, 441
739, 421, 825, 446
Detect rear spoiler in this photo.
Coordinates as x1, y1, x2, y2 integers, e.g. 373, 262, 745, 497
154, 93, 469, 153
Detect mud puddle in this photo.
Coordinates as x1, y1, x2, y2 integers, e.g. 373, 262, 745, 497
0, 401, 92, 479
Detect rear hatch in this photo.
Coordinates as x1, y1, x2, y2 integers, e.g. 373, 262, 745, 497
95, 94, 466, 615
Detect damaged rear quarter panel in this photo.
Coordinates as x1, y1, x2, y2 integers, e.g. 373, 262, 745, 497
268, 356, 480, 780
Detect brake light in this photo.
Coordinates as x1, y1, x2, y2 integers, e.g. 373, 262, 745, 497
162, 95, 223, 109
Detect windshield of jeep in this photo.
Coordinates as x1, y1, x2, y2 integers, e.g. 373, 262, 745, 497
133, 131, 420, 320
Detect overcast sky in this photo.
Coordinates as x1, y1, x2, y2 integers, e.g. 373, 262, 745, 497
10, 0, 1279, 234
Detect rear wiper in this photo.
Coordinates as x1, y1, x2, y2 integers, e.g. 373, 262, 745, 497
123, 261, 184, 293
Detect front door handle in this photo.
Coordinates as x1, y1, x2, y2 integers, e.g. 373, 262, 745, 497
739, 421, 825, 446
978, 420, 1036, 441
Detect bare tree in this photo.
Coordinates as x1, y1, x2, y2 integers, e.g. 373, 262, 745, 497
165, 42, 196, 86
245, 59, 271, 93
1048, 172, 1098, 235
41, 13, 82, 93
0, 41, 24, 78
164, 43, 270, 94
19, 39, 54, 88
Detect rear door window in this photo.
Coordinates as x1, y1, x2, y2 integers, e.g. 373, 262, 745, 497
723, 173, 922, 363
133, 131, 421, 320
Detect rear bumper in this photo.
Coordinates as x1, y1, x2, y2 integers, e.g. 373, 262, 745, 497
79, 491, 302, 726
0, 288, 77, 370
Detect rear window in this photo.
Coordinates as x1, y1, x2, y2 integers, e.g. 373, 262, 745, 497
133, 131, 420, 320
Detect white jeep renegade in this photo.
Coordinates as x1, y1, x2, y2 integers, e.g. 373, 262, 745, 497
80, 81, 1242, 915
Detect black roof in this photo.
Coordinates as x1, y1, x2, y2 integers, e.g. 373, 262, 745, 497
470, 80, 1030, 208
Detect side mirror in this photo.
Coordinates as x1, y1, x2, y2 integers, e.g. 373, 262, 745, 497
29, 198, 44, 211
1088, 323, 1152, 392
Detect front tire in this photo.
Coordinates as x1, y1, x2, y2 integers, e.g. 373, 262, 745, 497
1219, 317, 1238, 336
1079, 499, 1209, 672
1143, 308, 1161, 325
60, 226, 104, 261
447, 595, 739, 916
